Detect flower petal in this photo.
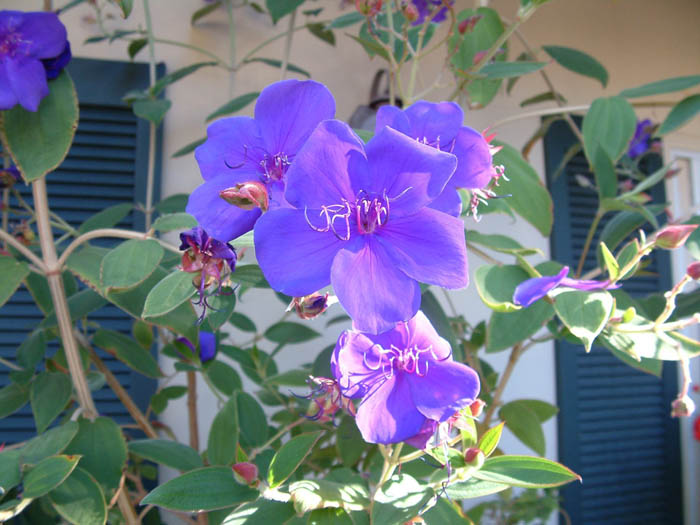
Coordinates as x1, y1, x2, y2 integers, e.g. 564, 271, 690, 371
404, 419, 438, 450
18, 12, 67, 59
199, 332, 217, 363
355, 374, 426, 444
362, 127, 457, 217
375, 105, 411, 135
255, 208, 349, 296
195, 116, 266, 181
255, 79, 335, 155
332, 331, 385, 398
513, 266, 568, 307
428, 185, 462, 217
451, 126, 493, 189
186, 173, 262, 242
331, 237, 421, 334
407, 311, 452, 361
6, 58, 49, 112
408, 360, 480, 422
376, 207, 468, 289
0, 63, 19, 110
404, 101, 463, 145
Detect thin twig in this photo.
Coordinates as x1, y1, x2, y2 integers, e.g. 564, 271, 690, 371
482, 343, 523, 428
0, 228, 47, 271
187, 370, 200, 452
280, 8, 297, 80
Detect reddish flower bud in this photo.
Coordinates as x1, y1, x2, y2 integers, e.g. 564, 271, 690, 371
301, 376, 355, 423
402, 4, 419, 22
687, 261, 700, 280
458, 14, 482, 34
220, 181, 269, 212
671, 395, 695, 418
232, 462, 258, 485
469, 399, 486, 417
464, 447, 484, 467
694, 416, 700, 442
654, 224, 698, 250
288, 292, 335, 320
356, 0, 382, 16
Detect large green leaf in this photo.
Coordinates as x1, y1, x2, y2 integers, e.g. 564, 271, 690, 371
582, 96, 637, 164
479, 61, 546, 78
474, 265, 527, 312
30, 372, 72, 433
100, 239, 164, 291
0, 70, 78, 182
0, 255, 29, 309
208, 399, 240, 466
40, 288, 107, 328
16, 329, 47, 370
142, 271, 196, 318
371, 474, 432, 525
289, 476, 369, 515
473, 455, 580, 488
553, 290, 614, 352
141, 466, 258, 511
20, 421, 80, 464
128, 439, 203, 472
48, 467, 107, 525
206, 360, 242, 396
268, 432, 323, 488
499, 403, 545, 455
23, 455, 80, 499
93, 329, 162, 378
445, 478, 509, 499
599, 322, 700, 361
487, 300, 554, 352
133, 98, 171, 126
542, 45, 608, 87
657, 94, 700, 135
237, 392, 269, 448
266, 0, 304, 23
220, 499, 296, 525
152, 212, 198, 233
230, 265, 269, 288
77, 203, 132, 234
0, 383, 29, 419
264, 322, 320, 344
619, 75, 700, 98
150, 62, 217, 97
0, 450, 21, 494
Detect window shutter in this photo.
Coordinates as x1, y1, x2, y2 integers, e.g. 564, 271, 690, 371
0, 58, 161, 443
544, 119, 683, 523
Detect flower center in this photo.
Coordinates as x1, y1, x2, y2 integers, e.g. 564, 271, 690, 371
260, 153, 289, 182
0, 32, 24, 58
355, 192, 389, 234
363, 343, 436, 379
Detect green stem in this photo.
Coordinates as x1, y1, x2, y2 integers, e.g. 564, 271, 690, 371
150, 38, 228, 66
249, 418, 305, 460
201, 371, 227, 405
142, 0, 158, 231
0, 355, 22, 371
280, 8, 297, 80
384, 0, 397, 105
574, 209, 603, 278
225, 0, 236, 96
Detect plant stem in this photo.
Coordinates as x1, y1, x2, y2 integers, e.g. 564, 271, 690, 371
0, 355, 22, 371
384, 0, 397, 105
249, 417, 305, 460
225, 0, 236, 96
150, 38, 227, 66
575, 209, 603, 278
0, 228, 47, 271
280, 8, 297, 80
33, 178, 97, 418
482, 342, 523, 428
142, 0, 158, 231
187, 371, 200, 451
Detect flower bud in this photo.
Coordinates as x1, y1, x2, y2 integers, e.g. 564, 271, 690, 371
402, 4, 419, 22
653, 224, 698, 250
464, 447, 484, 468
0, 166, 20, 189
355, 0, 382, 16
671, 395, 695, 418
469, 399, 486, 417
694, 416, 700, 442
232, 462, 259, 485
288, 293, 331, 320
220, 181, 269, 212
687, 261, 700, 280
458, 14, 482, 34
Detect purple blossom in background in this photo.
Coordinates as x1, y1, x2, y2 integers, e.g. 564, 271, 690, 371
176, 331, 216, 363
0, 165, 21, 188
376, 101, 499, 217
254, 120, 468, 334
187, 79, 335, 242
331, 311, 479, 444
627, 119, 660, 159
0, 10, 69, 111
411, 0, 454, 25
513, 266, 615, 308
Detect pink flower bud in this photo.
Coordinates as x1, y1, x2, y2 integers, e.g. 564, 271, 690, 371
356, 0, 382, 16
289, 293, 332, 320
671, 395, 695, 418
402, 4, 419, 22
464, 447, 484, 467
687, 261, 700, 280
469, 399, 486, 417
232, 462, 258, 485
220, 182, 269, 212
654, 224, 698, 250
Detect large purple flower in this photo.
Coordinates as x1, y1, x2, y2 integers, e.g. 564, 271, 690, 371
513, 266, 615, 308
331, 311, 479, 444
254, 120, 468, 334
376, 101, 497, 216
627, 119, 660, 159
186, 79, 335, 242
0, 10, 69, 112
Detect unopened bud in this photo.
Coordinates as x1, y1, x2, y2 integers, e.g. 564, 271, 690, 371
232, 462, 258, 485
621, 306, 636, 323
654, 224, 698, 250
469, 399, 486, 417
687, 261, 700, 280
458, 14, 482, 34
464, 447, 484, 468
402, 4, 419, 22
671, 395, 695, 418
220, 182, 269, 212
288, 293, 334, 320
355, 0, 382, 16
0, 166, 20, 189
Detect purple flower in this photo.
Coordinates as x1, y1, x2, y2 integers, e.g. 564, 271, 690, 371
0, 10, 69, 111
176, 331, 217, 363
0, 165, 21, 188
376, 101, 499, 217
627, 119, 660, 159
411, 0, 454, 25
254, 120, 468, 334
186, 79, 336, 242
513, 266, 615, 308
42, 41, 71, 80
331, 311, 479, 444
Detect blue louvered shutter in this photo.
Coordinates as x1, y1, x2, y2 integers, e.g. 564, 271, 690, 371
0, 58, 160, 443
544, 119, 683, 524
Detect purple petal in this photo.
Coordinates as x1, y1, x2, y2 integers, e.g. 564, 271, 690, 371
407, 311, 452, 361
5, 59, 49, 112
0, 63, 19, 110
199, 331, 217, 363
255, 79, 335, 155
404, 419, 438, 449
17, 12, 67, 59
284, 120, 367, 209
513, 266, 568, 307
255, 208, 349, 296
408, 360, 480, 422
428, 185, 462, 217
376, 207, 468, 289
375, 105, 411, 135
186, 173, 262, 242
195, 116, 266, 181
42, 41, 71, 80
331, 331, 384, 398
559, 277, 616, 291
451, 126, 493, 190
404, 101, 463, 146
331, 236, 421, 334
355, 374, 426, 444
362, 127, 457, 217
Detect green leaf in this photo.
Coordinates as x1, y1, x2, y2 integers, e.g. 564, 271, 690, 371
150, 212, 198, 233
23, 455, 80, 499
492, 143, 553, 236
172, 136, 206, 158
499, 403, 545, 455
150, 62, 217, 97
207, 360, 242, 396
466, 231, 540, 256
141, 466, 258, 511
230, 264, 269, 288
41, 288, 107, 328
503, 399, 558, 422
590, 145, 618, 199
208, 398, 239, 466
142, 271, 196, 318
553, 290, 614, 352
16, 330, 47, 370
307, 23, 335, 46
206, 292, 236, 330
64, 417, 127, 494
93, 329, 162, 378
206, 92, 260, 122
445, 478, 510, 500
473, 455, 581, 488
155, 193, 190, 214
0, 450, 21, 494
113, 0, 133, 18
133, 98, 171, 126
191, 1, 221, 24
266, 0, 304, 23
479, 61, 546, 78
265, 322, 320, 344
20, 421, 80, 464
243, 57, 311, 78
599, 208, 662, 254
129, 439, 203, 472
128, 38, 147, 59
268, 431, 323, 488
487, 301, 554, 352
371, 473, 432, 525
346, 34, 391, 61
607, 346, 662, 377
0, 70, 78, 182
237, 392, 269, 448
289, 476, 369, 515
100, 239, 164, 291
230, 312, 257, 332
542, 45, 608, 87
619, 75, 700, 98
657, 94, 700, 135
77, 203, 132, 233
0, 383, 29, 419
0, 255, 29, 309
582, 96, 637, 164
477, 422, 504, 457
30, 372, 72, 433
337, 416, 366, 467
599, 242, 620, 280
599, 323, 700, 361
520, 91, 566, 107
220, 499, 296, 525
475, 265, 528, 312
328, 12, 364, 28
48, 467, 107, 525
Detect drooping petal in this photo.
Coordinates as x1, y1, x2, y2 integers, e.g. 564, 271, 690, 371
198, 331, 217, 363
6, 58, 49, 112
404, 419, 438, 449
406, 311, 452, 361
428, 184, 462, 217
255, 208, 350, 296
284, 120, 367, 210
408, 360, 480, 422
450, 126, 494, 190
194, 116, 266, 181
331, 237, 421, 334
0, 63, 19, 110
512, 266, 568, 307
404, 101, 463, 146
362, 127, 457, 217
255, 79, 336, 155
559, 277, 616, 291
355, 374, 426, 444
376, 207, 468, 289
19, 12, 67, 58
375, 105, 411, 135
186, 173, 262, 242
